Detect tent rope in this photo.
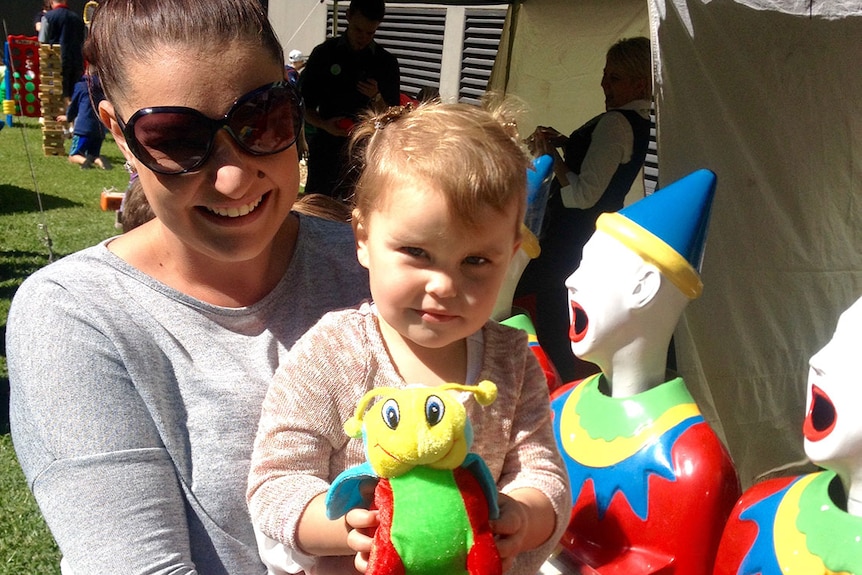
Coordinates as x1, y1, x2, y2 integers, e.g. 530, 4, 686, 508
3, 20, 55, 262
281, 1, 326, 50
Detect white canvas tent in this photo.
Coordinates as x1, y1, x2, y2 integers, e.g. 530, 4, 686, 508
647, 0, 862, 487
493, 0, 862, 486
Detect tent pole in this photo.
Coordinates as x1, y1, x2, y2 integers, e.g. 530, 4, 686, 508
332, 1, 339, 37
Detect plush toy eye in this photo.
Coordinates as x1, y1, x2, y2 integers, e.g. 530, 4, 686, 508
381, 399, 400, 430
425, 395, 445, 427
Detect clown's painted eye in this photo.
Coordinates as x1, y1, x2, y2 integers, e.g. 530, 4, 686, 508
381, 399, 400, 430
425, 395, 445, 427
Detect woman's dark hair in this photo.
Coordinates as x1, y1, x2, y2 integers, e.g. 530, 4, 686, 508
84, 0, 284, 104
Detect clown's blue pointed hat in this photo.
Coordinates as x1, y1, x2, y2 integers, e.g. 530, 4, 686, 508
595, 169, 717, 299
520, 155, 555, 259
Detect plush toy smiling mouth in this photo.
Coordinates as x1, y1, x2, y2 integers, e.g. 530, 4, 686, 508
803, 384, 836, 442
569, 302, 588, 343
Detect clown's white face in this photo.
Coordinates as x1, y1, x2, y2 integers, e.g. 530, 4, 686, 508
564, 231, 644, 364
803, 296, 862, 468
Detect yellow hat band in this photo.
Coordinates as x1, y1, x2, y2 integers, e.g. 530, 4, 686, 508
596, 212, 703, 299
520, 224, 540, 259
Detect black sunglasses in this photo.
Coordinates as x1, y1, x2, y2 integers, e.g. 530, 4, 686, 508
117, 81, 302, 175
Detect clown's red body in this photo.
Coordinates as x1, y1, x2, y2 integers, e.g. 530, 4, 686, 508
551, 376, 740, 574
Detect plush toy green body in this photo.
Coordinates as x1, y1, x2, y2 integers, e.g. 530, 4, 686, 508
326, 381, 502, 575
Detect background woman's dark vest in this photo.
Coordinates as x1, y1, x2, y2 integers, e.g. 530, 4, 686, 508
524, 108, 651, 289
515, 108, 651, 383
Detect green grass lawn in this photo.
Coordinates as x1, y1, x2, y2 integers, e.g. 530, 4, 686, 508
1, 116, 129, 573
0, 435, 60, 574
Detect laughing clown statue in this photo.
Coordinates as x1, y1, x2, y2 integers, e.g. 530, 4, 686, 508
713, 296, 862, 574
550, 169, 741, 574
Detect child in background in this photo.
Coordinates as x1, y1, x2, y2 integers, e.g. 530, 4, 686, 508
117, 174, 154, 232
247, 101, 570, 575
286, 49, 307, 79
57, 72, 112, 170
283, 54, 309, 163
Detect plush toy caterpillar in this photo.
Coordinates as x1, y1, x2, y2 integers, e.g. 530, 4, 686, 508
325, 380, 502, 575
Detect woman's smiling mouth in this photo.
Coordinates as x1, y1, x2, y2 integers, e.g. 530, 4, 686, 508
206, 194, 265, 218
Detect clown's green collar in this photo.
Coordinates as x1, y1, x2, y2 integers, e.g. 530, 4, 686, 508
576, 374, 698, 440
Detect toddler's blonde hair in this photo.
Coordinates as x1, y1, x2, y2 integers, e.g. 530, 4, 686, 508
350, 100, 530, 231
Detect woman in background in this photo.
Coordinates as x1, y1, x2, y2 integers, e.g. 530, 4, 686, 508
516, 37, 653, 383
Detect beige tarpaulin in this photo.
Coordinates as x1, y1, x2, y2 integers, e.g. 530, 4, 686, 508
493, 0, 650, 135
650, 0, 862, 486
493, 0, 862, 487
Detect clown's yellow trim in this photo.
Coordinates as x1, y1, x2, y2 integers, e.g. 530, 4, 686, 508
773, 474, 849, 575
596, 212, 703, 299
83, 1, 99, 24
558, 381, 700, 467
520, 225, 541, 259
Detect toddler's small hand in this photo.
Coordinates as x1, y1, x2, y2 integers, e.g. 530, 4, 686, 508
490, 493, 529, 573
345, 507, 378, 574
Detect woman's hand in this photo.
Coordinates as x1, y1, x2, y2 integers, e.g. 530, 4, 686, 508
536, 126, 568, 147
526, 126, 565, 157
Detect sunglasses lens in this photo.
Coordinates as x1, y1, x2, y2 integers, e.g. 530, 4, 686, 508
229, 84, 300, 155
124, 83, 301, 174
131, 111, 212, 174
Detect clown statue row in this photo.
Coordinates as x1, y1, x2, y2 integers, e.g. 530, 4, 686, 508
549, 169, 742, 574
495, 155, 563, 392
712, 295, 862, 574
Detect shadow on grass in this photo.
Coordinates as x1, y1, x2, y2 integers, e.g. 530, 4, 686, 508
0, 251, 54, 310
0, 184, 81, 215
1, 250, 54, 435
1, 320, 7, 435
1, 375, 8, 435
0, 250, 52, 285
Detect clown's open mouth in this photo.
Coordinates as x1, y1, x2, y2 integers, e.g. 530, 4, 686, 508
803, 384, 836, 442
569, 302, 588, 343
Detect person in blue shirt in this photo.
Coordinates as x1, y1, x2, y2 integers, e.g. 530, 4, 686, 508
57, 73, 112, 169
41, 1, 86, 102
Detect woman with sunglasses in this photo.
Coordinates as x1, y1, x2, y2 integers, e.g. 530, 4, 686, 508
6, 1, 370, 573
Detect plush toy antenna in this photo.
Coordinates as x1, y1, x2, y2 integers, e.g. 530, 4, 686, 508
438, 380, 498, 407
343, 381, 498, 438
343, 386, 399, 438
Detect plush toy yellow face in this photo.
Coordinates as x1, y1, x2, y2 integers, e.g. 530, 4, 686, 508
346, 381, 497, 478
366, 387, 469, 478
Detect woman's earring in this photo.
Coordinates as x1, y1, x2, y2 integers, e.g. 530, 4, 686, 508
124, 161, 136, 175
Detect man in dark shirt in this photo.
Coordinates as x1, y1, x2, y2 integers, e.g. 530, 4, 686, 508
300, 0, 400, 200
42, 1, 86, 103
